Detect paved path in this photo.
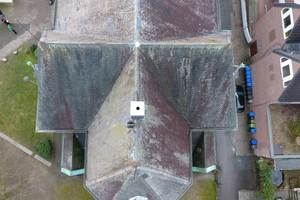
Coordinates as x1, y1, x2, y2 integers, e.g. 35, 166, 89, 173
0, 131, 52, 167
216, 131, 256, 200
0, 0, 54, 57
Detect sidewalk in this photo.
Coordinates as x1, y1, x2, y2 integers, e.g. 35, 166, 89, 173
0, 0, 54, 57
0, 132, 52, 167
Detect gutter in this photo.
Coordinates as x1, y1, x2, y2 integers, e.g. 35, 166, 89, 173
241, 0, 252, 43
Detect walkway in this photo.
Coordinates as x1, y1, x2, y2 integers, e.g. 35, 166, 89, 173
0, 131, 52, 167
0, 0, 54, 58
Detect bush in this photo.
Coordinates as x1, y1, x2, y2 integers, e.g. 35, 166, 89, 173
36, 138, 52, 158
34, 47, 38, 59
256, 158, 275, 200
29, 44, 37, 54
287, 118, 300, 142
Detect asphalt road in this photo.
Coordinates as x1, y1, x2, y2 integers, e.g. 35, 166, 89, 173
216, 131, 256, 200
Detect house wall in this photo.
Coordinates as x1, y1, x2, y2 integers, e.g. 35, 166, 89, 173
250, 7, 300, 63
250, 5, 300, 158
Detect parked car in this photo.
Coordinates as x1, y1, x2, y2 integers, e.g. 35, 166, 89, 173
235, 85, 245, 112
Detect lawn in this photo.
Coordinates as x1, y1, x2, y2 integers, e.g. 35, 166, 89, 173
180, 175, 217, 200
55, 179, 94, 200
270, 104, 300, 155
283, 170, 300, 188
0, 44, 52, 149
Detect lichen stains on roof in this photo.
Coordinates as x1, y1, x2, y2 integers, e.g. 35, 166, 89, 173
83, 44, 234, 200
139, 0, 218, 41
54, 0, 218, 42
139, 44, 235, 129
55, 0, 135, 42
36, 43, 133, 131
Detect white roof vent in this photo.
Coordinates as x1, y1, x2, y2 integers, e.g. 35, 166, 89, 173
129, 196, 148, 200
130, 101, 145, 119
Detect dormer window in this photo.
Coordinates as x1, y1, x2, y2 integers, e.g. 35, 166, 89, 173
281, 8, 294, 39
280, 57, 293, 88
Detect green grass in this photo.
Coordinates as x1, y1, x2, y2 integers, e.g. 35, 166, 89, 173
0, 44, 51, 149
55, 180, 94, 200
180, 179, 217, 200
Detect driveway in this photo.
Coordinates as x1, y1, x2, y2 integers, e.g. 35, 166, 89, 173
216, 129, 256, 200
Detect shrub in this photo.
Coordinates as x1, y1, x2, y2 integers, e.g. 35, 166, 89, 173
287, 118, 300, 142
256, 158, 275, 200
29, 44, 37, 54
34, 47, 38, 59
35, 138, 52, 158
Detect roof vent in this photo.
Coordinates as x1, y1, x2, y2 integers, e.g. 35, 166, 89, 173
127, 121, 135, 129
129, 197, 148, 200
130, 101, 145, 119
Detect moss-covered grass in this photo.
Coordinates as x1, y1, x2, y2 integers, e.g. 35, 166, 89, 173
180, 179, 217, 200
0, 44, 51, 149
55, 180, 94, 200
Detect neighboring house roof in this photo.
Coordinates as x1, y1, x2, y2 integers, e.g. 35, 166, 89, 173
274, 16, 300, 62
278, 68, 300, 102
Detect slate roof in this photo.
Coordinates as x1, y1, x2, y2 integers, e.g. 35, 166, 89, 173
61, 133, 85, 171
37, 0, 235, 199
83, 44, 234, 200
36, 43, 132, 131
278, 68, 300, 102
37, 44, 235, 200
139, 44, 235, 129
54, 0, 220, 42
192, 132, 215, 168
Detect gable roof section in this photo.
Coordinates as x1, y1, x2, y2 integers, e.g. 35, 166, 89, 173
278, 68, 300, 102
139, 44, 235, 129
36, 43, 132, 131
84, 44, 235, 200
274, 16, 300, 63
85, 52, 191, 200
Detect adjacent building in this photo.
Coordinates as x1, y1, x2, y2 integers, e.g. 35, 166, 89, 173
249, 0, 300, 169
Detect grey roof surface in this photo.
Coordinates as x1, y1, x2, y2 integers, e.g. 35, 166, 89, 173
139, 0, 218, 41
139, 44, 235, 129
85, 44, 234, 200
85, 53, 191, 200
87, 168, 190, 200
62, 133, 84, 170
192, 132, 215, 168
271, 170, 283, 186
278, 68, 300, 102
37, 43, 132, 131
274, 16, 300, 63
54, 0, 219, 42
38, 0, 235, 199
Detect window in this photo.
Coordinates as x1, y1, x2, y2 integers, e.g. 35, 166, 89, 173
280, 57, 293, 88
281, 8, 294, 39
